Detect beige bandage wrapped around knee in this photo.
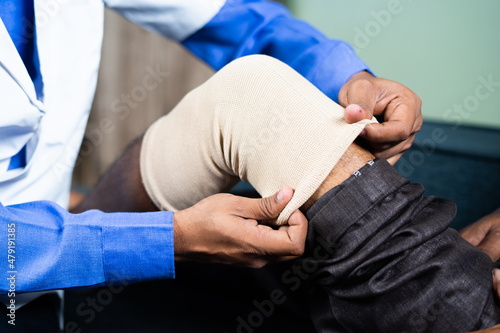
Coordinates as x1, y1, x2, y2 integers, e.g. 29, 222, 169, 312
140, 55, 376, 225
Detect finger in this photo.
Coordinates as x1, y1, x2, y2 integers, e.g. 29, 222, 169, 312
285, 210, 308, 246
252, 210, 308, 258
273, 211, 310, 262
477, 230, 500, 261
339, 71, 381, 122
361, 98, 418, 144
362, 118, 413, 144
386, 152, 404, 166
344, 104, 373, 124
238, 186, 294, 221
460, 226, 487, 247
367, 134, 415, 160
460, 218, 493, 247
493, 269, 500, 300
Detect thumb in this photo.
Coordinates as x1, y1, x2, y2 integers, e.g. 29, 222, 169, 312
345, 104, 374, 138
339, 70, 377, 125
245, 186, 294, 221
477, 232, 500, 262
493, 269, 500, 300
344, 103, 374, 124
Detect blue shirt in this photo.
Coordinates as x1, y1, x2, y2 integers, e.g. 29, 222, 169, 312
0, 0, 370, 294
1, 0, 37, 171
183, 0, 371, 102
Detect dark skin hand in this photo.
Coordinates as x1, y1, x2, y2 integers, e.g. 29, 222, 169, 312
340, 70, 423, 165
173, 186, 307, 268
461, 209, 500, 313
340, 74, 500, 332
461, 209, 500, 261
494, 269, 500, 300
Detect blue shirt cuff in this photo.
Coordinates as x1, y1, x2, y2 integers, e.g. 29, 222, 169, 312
102, 211, 175, 285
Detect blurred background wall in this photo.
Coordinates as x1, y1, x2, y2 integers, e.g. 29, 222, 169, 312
72, 0, 499, 229
286, 0, 500, 129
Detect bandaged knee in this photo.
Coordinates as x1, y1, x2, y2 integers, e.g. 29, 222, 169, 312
140, 55, 376, 225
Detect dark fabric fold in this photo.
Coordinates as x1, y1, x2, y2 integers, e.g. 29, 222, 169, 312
305, 159, 500, 332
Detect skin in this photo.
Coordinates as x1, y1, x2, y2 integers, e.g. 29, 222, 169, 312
461, 208, 500, 320
172, 187, 306, 268
303, 141, 378, 211
340, 71, 423, 165
494, 269, 500, 300
461, 209, 500, 261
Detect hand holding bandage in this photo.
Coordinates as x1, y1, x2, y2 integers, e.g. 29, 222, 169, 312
140, 55, 376, 225
172, 186, 307, 267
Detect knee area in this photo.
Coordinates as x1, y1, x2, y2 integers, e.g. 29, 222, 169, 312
140, 55, 377, 225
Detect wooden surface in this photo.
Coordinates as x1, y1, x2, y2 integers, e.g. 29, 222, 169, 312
71, 8, 214, 189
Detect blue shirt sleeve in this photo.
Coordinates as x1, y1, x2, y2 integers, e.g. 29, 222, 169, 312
182, 0, 372, 102
1, 200, 174, 294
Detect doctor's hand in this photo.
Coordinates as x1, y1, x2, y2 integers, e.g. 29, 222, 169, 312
339, 70, 423, 165
172, 186, 307, 268
460, 209, 500, 261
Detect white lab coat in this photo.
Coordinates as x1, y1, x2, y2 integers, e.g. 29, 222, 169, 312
0, 0, 225, 208
0, 0, 225, 319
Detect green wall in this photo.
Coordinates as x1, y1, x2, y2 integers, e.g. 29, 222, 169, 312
286, 0, 500, 129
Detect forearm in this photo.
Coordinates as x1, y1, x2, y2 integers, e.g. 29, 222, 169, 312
1, 200, 174, 294
72, 137, 157, 214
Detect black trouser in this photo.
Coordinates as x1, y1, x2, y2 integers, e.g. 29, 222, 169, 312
11, 160, 500, 332
305, 159, 500, 332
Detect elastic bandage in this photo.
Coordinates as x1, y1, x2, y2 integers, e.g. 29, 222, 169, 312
140, 55, 375, 225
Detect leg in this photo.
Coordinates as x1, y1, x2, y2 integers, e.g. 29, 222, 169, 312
305, 159, 500, 332
140, 55, 500, 331
140, 55, 375, 225
72, 137, 157, 214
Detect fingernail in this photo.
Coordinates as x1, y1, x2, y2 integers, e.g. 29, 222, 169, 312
493, 269, 500, 280
360, 130, 367, 136
276, 190, 284, 203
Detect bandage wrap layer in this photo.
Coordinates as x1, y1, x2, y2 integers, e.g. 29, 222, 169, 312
140, 55, 375, 225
